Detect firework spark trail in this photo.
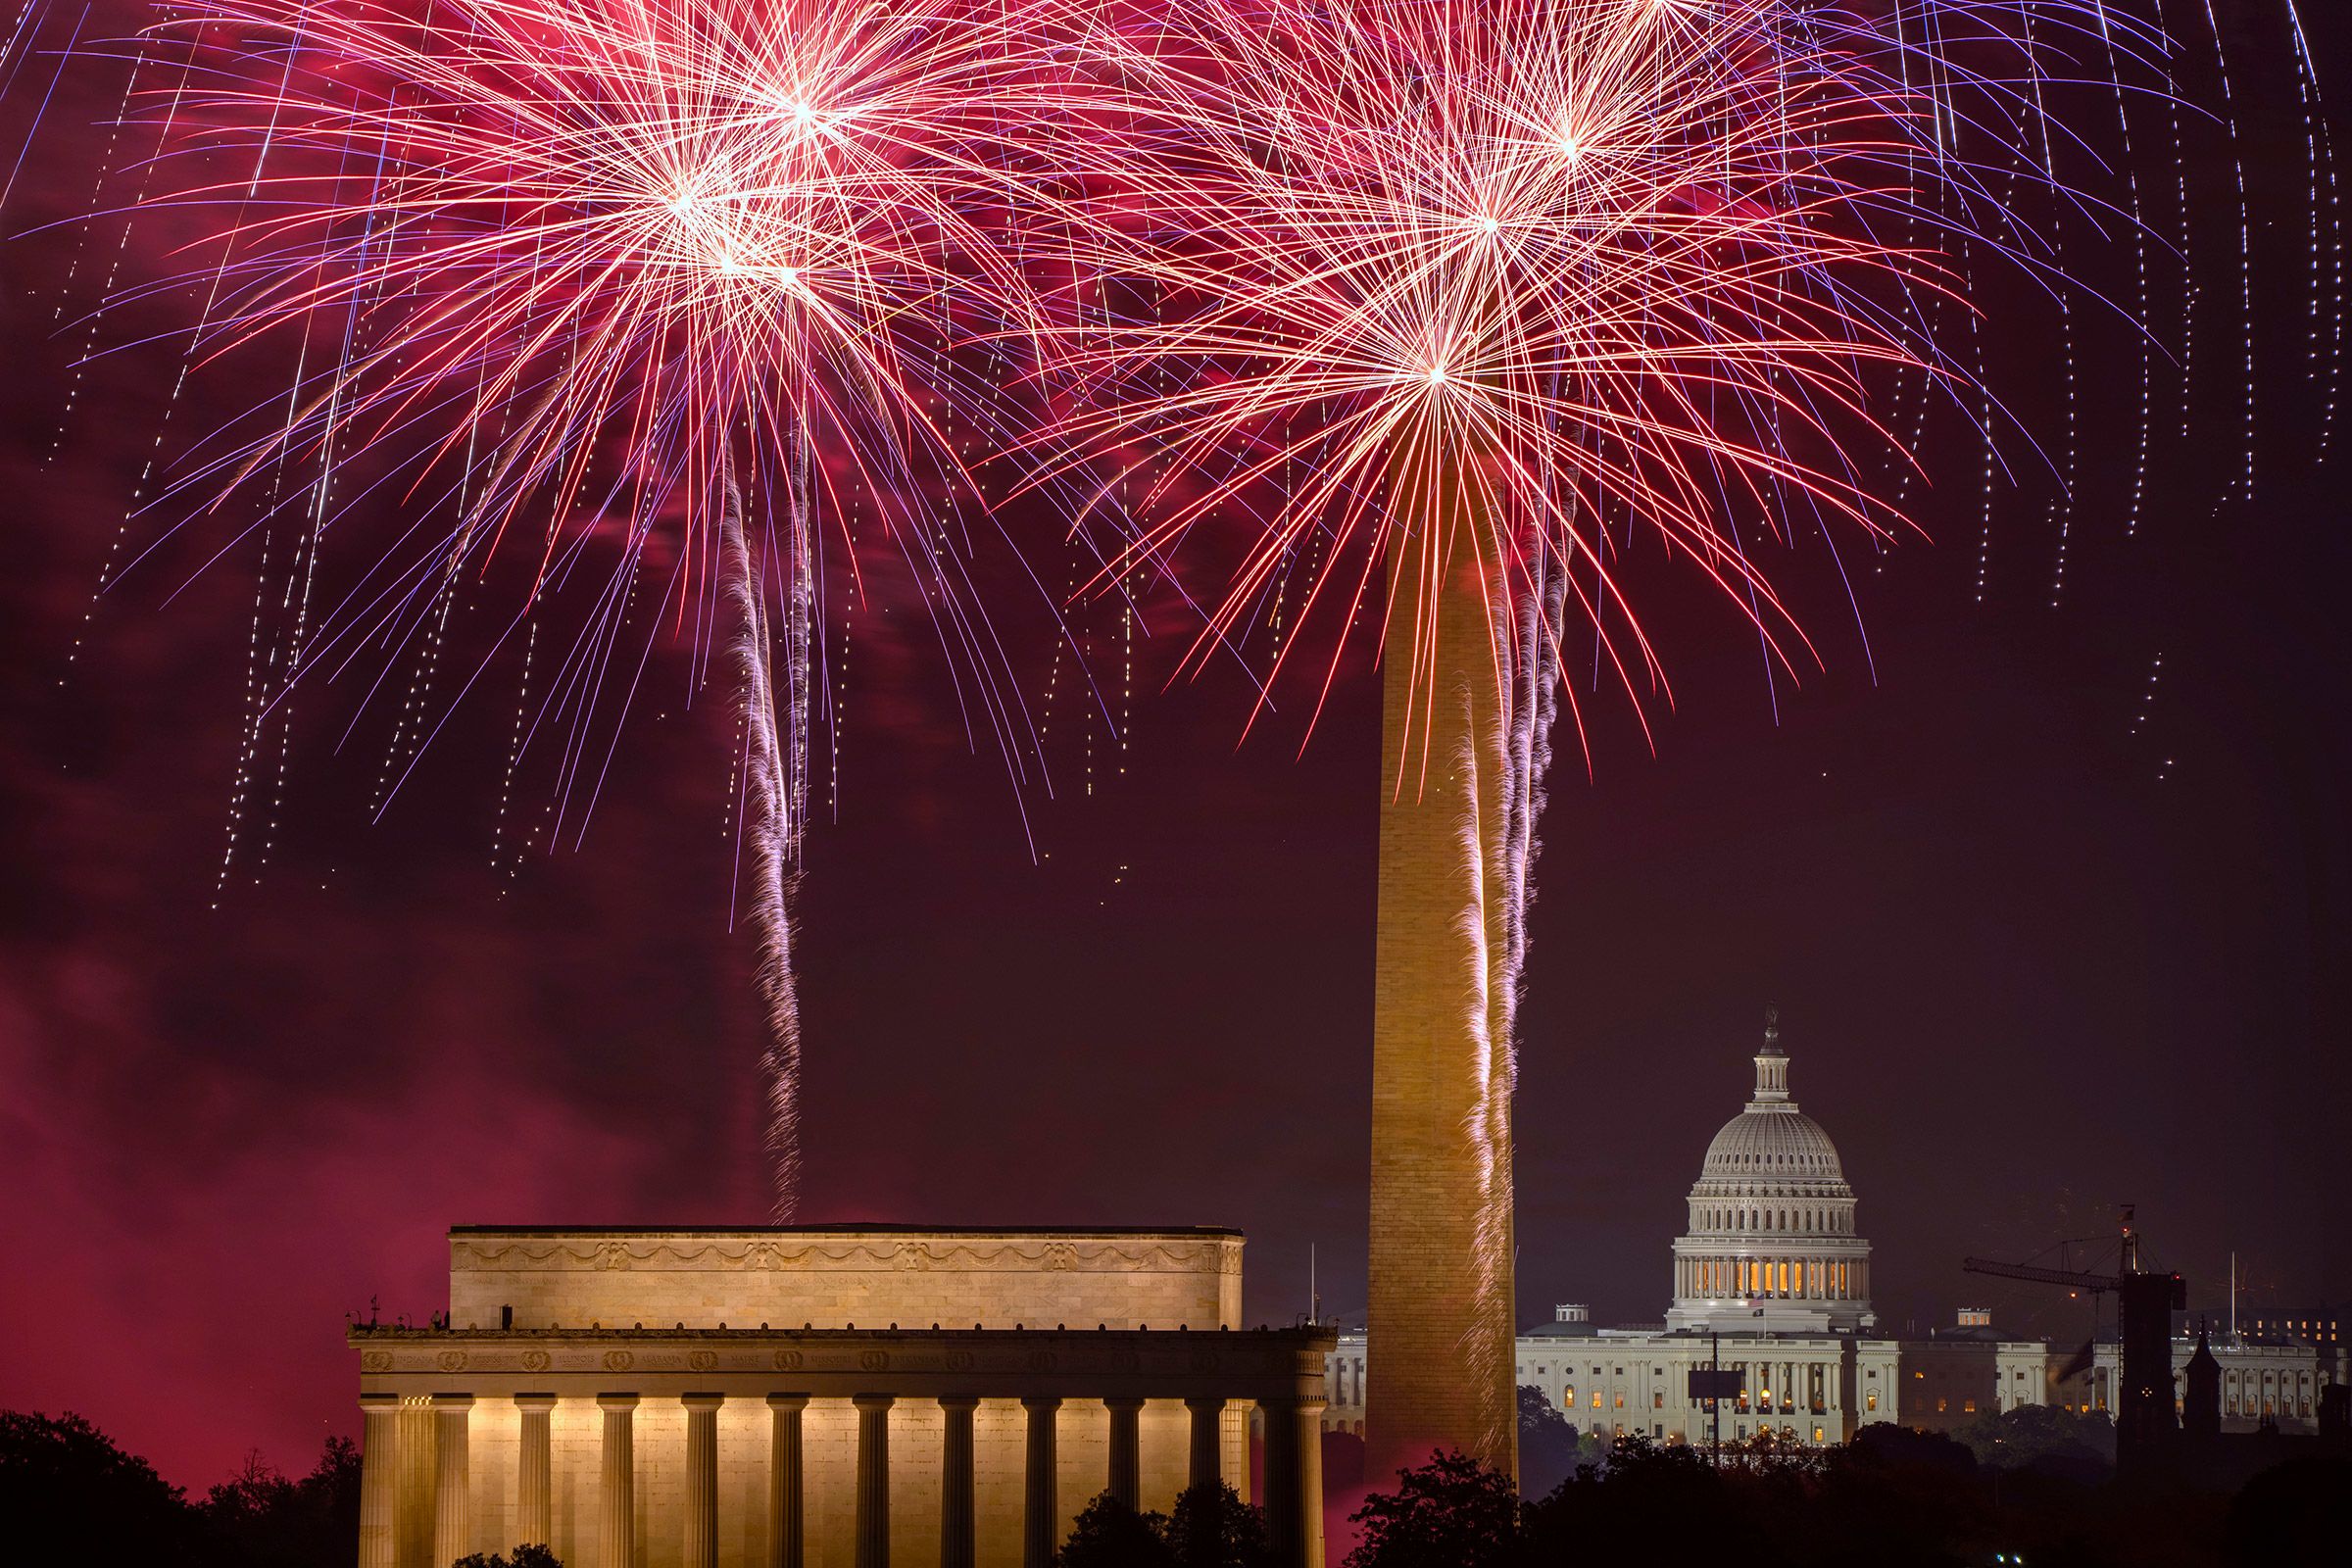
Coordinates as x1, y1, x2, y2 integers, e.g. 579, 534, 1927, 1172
722, 474, 807, 1220
41, 0, 1105, 1207
1450, 647, 1514, 1461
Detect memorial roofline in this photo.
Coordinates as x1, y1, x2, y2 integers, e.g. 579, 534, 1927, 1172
448, 1224, 1246, 1239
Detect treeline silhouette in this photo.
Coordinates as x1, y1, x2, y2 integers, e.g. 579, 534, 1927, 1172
1344, 1424, 2348, 1568
2, 1410, 360, 1565
10, 1403, 2344, 1568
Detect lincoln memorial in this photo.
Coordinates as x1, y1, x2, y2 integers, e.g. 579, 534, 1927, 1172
351, 1226, 1335, 1568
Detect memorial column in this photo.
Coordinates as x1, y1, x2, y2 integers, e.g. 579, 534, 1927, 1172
1104, 1397, 1144, 1510
1259, 1396, 1326, 1568
598, 1394, 639, 1568
683, 1394, 723, 1568
1020, 1396, 1060, 1568
766, 1395, 808, 1568
359, 1394, 400, 1568
938, 1396, 978, 1568
854, 1394, 894, 1568
514, 1395, 556, 1547
1184, 1397, 1223, 1494
432, 1394, 475, 1568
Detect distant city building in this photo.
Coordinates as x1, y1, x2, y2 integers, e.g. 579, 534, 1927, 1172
1320, 1021, 2345, 1454
2049, 1326, 2342, 1432
1892, 1311, 2051, 1432
2239, 1305, 2343, 1349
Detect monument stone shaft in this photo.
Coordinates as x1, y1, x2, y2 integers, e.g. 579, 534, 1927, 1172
1367, 535, 1520, 1485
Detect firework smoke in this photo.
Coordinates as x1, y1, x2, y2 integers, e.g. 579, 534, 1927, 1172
721, 473, 808, 1220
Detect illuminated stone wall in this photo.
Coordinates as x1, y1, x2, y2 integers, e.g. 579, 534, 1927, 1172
448, 1227, 1245, 1333
359, 1229, 1328, 1568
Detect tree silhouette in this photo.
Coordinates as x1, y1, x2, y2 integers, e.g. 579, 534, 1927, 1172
1344, 1450, 1522, 1568
1, 1410, 207, 1563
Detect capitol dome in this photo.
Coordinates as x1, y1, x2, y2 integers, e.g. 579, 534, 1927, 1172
1664, 1012, 1875, 1335
1699, 1103, 1846, 1179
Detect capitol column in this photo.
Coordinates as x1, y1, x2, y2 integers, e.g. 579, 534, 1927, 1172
766, 1395, 808, 1568
599, 1394, 640, 1568
1021, 1396, 1060, 1568
937, 1395, 978, 1568
854, 1395, 894, 1568
359, 1394, 401, 1568
432, 1394, 475, 1568
1104, 1396, 1144, 1509
684, 1395, 724, 1568
514, 1395, 556, 1546
1184, 1397, 1224, 1493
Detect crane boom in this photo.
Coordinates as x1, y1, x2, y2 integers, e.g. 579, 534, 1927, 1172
1961, 1255, 2123, 1293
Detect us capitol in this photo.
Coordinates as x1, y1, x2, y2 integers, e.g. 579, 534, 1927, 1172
1320, 1016, 2345, 1448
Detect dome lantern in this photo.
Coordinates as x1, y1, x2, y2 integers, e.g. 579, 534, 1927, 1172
1753, 1005, 1790, 1102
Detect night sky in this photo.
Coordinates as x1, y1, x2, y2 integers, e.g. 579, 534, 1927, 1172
3, 1, 2347, 1493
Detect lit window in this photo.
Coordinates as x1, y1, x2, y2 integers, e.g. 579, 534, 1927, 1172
1591, 1392, 1600, 1410
1564, 1387, 1575, 1405
1937, 1398, 1948, 1413
1866, 1393, 1878, 1411
1964, 1399, 1976, 1413
1654, 1392, 1664, 1409
1614, 1393, 1625, 1410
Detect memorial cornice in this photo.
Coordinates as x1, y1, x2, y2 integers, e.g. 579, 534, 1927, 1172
351, 1324, 1337, 1402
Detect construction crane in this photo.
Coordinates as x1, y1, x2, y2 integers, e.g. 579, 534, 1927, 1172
1963, 1208, 2186, 1473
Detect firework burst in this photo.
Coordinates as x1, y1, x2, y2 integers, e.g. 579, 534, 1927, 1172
1028, 0, 2280, 1469
102, 0, 1093, 1218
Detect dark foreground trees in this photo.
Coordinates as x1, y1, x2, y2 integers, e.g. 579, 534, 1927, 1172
1347, 1450, 1522, 1568
1514, 1387, 1580, 1500
1, 1409, 361, 1567
1, 1410, 209, 1563
1055, 1482, 1269, 1568
1345, 1432, 2351, 1568
453, 1547, 564, 1568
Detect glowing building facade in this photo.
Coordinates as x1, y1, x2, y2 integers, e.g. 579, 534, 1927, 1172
1330, 1021, 1900, 1449
352, 1227, 1335, 1568
1325, 1022, 2344, 1458
1663, 1014, 1875, 1336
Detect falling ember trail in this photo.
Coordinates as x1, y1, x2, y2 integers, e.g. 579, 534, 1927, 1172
723, 480, 806, 1224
